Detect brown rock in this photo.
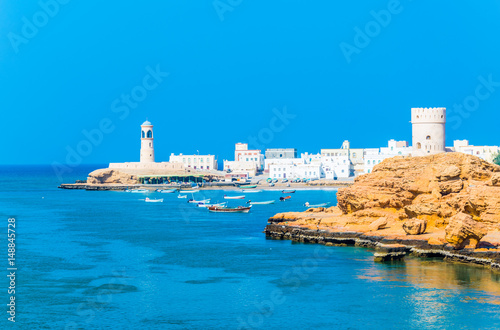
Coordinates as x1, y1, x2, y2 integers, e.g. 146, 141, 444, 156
403, 218, 427, 235
490, 173, 500, 186
445, 212, 487, 249
368, 217, 388, 231
87, 169, 137, 184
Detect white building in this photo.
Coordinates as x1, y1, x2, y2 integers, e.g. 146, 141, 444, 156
364, 140, 411, 174
269, 163, 321, 180
223, 143, 264, 177
140, 120, 155, 163
452, 140, 500, 163
411, 107, 446, 156
321, 155, 352, 179
109, 120, 184, 172
169, 153, 217, 171
234, 143, 264, 171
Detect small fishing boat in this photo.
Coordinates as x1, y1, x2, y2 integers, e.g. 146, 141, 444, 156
224, 195, 246, 200
188, 199, 210, 204
279, 196, 291, 201
282, 190, 296, 193
241, 189, 263, 193
208, 205, 252, 213
197, 202, 227, 208
179, 189, 200, 193
241, 184, 258, 189
145, 197, 163, 203
131, 189, 149, 193
248, 200, 275, 205
157, 189, 177, 193
177, 194, 187, 199
304, 202, 331, 208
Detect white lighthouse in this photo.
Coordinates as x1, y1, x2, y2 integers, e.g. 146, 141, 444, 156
411, 107, 446, 156
140, 120, 155, 163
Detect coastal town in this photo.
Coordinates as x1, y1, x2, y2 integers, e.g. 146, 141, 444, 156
68, 107, 500, 188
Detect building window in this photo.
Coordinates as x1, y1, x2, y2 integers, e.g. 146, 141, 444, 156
207, 166, 210, 170
426, 136, 431, 140
142, 131, 145, 138
417, 142, 422, 149
367, 160, 370, 164
147, 130, 152, 138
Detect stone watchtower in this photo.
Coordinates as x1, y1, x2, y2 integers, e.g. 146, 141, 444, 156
411, 107, 446, 156
140, 120, 155, 163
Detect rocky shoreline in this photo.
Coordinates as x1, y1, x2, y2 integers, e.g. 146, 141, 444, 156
264, 223, 500, 270
264, 153, 500, 271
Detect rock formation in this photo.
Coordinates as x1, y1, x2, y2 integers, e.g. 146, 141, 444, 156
266, 153, 500, 251
402, 219, 427, 235
87, 169, 138, 185
445, 212, 487, 249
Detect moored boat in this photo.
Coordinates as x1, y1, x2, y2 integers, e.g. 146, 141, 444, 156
208, 205, 252, 213
131, 189, 149, 193
304, 202, 331, 207
240, 184, 258, 189
188, 199, 210, 204
157, 189, 177, 193
197, 202, 227, 208
224, 195, 245, 199
241, 189, 263, 193
282, 190, 296, 193
179, 189, 200, 193
145, 197, 163, 203
177, 194, 187, 199
279, 196, 291, 201
248, 200, 274, 205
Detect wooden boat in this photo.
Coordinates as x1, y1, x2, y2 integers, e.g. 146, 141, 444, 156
241, 189, 263, 193
157, 189, 177, 193
145, 197, 163, 203
241, 185, 258, 189
131, 189, 149, 193
179, 189, 200, 193
279, 196, 291, 201
208, 205, 252, 213
188, 199, 210, 204
282, 190, 296, 193
197, 202, 227, 208
224, 195, 245, 200
304, 202, 331, 208
177, 194, 187, 199
248, 200, 275, 205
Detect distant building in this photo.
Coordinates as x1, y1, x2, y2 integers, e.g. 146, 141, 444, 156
411, 107, 446, 156
169, 153, 217, 171
140, 120, 155, 163
364, 139, 411, 174
452, 140, 500, 163
109, 120, 184, 172
223, 143, 264, 177
265, 148, 297, 159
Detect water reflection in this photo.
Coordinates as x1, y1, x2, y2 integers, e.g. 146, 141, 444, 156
358, 256, 500, 304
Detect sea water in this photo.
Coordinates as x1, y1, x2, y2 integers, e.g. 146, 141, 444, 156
1, 165, 500, 329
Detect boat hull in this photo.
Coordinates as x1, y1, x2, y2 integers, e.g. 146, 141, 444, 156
208, 206, 251, 213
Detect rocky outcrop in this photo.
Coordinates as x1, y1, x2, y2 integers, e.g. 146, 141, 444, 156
368, 217, 387, 231
402, 219, 427, 235
336, 153, 500, 230
445, 212, 487, 249
87, 169, 138, 185
266, 153, 500, 259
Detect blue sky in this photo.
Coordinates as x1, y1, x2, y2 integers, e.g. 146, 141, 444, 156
1, 0, 500, 165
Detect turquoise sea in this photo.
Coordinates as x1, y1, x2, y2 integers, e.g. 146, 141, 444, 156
1, 165, 500, 329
